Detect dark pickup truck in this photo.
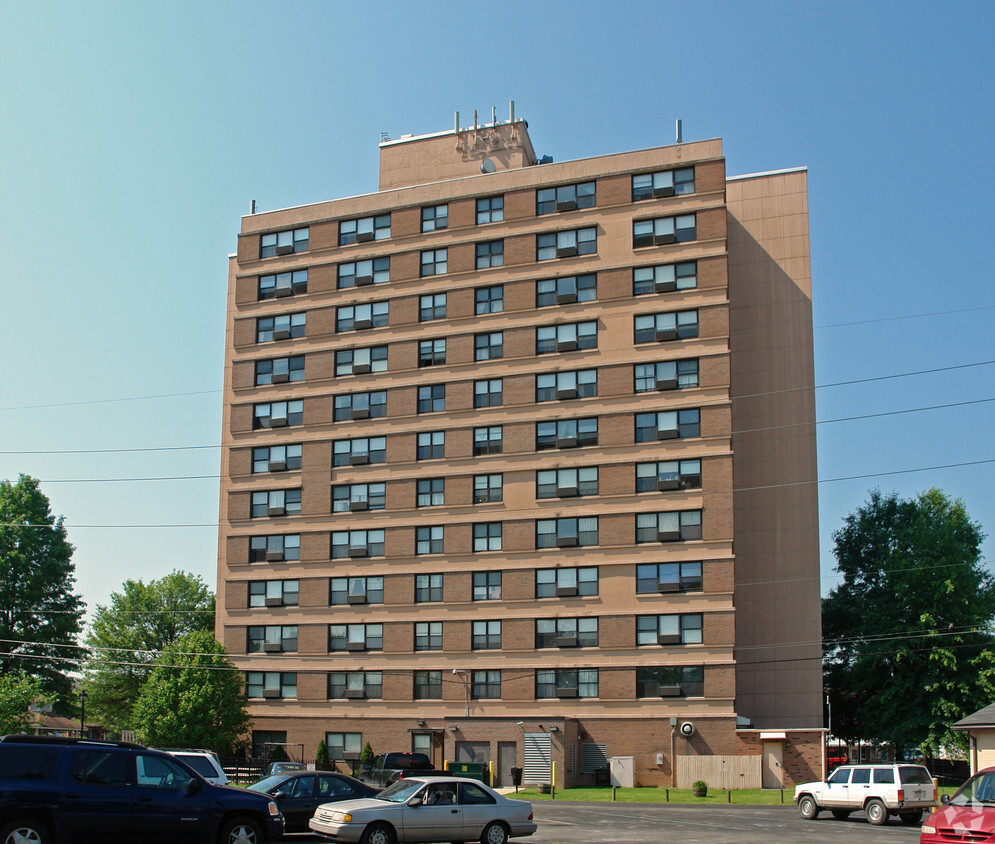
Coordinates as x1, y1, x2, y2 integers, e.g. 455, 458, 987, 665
359, 752, 447, 787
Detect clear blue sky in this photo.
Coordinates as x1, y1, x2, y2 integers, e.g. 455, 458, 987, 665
1, 0, 993, 622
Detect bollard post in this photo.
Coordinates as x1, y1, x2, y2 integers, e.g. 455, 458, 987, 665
727, 789, 731, 803
612, 786, 617, 802
665, 788, 669, 802
780, 788, 784, 804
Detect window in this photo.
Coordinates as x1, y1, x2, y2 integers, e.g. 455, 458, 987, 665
536, 417, 598, 450
536, 467, 598, 499
632, 167, 695, 201
476, 240, 504, 269
473, 426, 502, 455
261, 227, 308, 257
417, 478, 445, 507
536, 669, 598, 699
339, 214, 390, 245
248, 625, 298, 654
636, 460, 702, 492
476, 196, 503, 224
634, 311, 699, 343
330, 576, 384, 605
257, 313, 306, 342
473, 571, 501, 601
536, 517, 598, 548
475, 285, 503, 314
255, 356, 304, 386
633, 261, 697, 296
536, 566, 598, 598
637, 614, 703, 646
258, 269, 307, 300
414, 671, 442, 700
325, 732, 362, 760
415, 622, 442, 651
633, 359, 699, 392
421, 204, 448, 232
249, 580, 299, 608
471, 670, 501, 699
415, 573, 443, 603
419, 292, 447, 319
536, 274, 597, 307
338, 257, 390, 288
636, 666, 703, 698
634, 409, 700, 442
249, 534, 300, 562
337, 302, 389, 332
416, 526, 444, 555
251, 730, 287, 757
419, 339, 446, 367
536, 369, 597, 402
536, 181, 596, 214
329, 623, 383, 651
473, 522, 502, 552
473, 474, 502, 504
417, 431, 444, 460
474, 379, 502, 408
252, 444, 302, 473
333, 437, 386, 466
331, 530, 385, 558
332, 483, 386, 513
334, 391, 387, 421
329, 673, 382, 701
475, 332, 503, 361
536, 617, 598, 648
253, 400, 303, 429
472, 620, 501, 650
417, 384, 445, 413
637, 561, 703, 594
420, 250, 448, 277
251, 489, 301, 518
636, 510, 703, 542
633, 215, 696, 247
247, 672, 297, 699
335, 346, 388, 376
536, 321, 597, 354
537, 227, 597, 261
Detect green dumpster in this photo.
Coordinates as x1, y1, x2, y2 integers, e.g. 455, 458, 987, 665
445, 761, 489, 784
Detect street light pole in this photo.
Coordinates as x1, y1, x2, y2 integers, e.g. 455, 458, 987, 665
79, 689, 87, 739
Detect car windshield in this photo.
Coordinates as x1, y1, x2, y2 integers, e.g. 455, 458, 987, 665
950, 772, 995, 805
247, 776, 288, 792
377, 780, 424, 803
899, 766, 932, 784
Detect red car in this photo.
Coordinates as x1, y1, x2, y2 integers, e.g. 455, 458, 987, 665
922, 765, 995, 842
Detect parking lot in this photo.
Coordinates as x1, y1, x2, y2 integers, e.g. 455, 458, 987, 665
288, 801, 926, 843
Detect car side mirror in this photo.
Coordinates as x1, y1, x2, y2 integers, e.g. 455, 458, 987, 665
186, 778, 202, 795
408, 796, 422, 807
273, 791, 288, 800
941, 794, 950, 805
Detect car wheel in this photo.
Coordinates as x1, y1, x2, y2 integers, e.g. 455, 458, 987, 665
899, 810, 923, 826
361, 823, 395, 844
219, 817, 262, 844
865, 799, 888, 825
831, 809, 852, 819
798, 794, 820, 819
1, 819, 50, 844
480, 822, 509, 844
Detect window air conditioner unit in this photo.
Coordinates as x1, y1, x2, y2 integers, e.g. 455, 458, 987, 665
556, 436, 579, 448
555, 585, 579, 597
556, 292, 578, 305
556, 536, 579, 548
354, 363, 372, 375
654, 233, 677, 245
659, 685, 682, 697
348, 547, 368, 558
653, 185, 675, 198
657, 582, 681, 593
263, 643, 282, 653
271, 371, 289, 384
266, 549, 285, 562
655, 379, 678, 392
655, 427, 679, 440
354, 318, 372, 330
556, 199, 577, 212
556, 340, 578, 352
267, 504, 286, 517
349, 500, 369, 512
347, 594, 367, 605
557, 486, 579, 498
346, 642, 366, 651
555, 636, 579, 648
657, 634, 681, 646
556, 388, 578, 400
349, 454, 369, 465
555, 687, 578, 698
356, 231, 375, 242
656, 478, 681, 491
350, 408, 370, 420
275, 243, 294, 255
355, 275, 374, 286
264, 597, 284, 607
343, 689, 365, 699
262, 689, 281, 699
274, 279, 293, 296
655, 328, 679, 342
269, 415, 288, 428
268, 460, 287, 472
556, 245, 578, 258
654, 280, 677, 293
657, 530, 681, 542
273, 327, 291, 340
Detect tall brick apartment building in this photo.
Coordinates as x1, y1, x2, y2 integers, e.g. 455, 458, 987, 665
217, 110, 824, 788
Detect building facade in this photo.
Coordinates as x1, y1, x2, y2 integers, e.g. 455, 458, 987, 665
216, 112, 823, 788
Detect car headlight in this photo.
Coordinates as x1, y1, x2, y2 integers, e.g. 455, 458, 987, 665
268, 801, 280, 817
922, 825, 935, 834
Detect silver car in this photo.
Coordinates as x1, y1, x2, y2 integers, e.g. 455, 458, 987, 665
309, 775, 537, 844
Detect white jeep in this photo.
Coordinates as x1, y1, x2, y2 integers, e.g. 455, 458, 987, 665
793, 763, 935, 826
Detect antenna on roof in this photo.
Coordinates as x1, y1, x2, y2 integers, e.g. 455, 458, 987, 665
676, 119, 683, 144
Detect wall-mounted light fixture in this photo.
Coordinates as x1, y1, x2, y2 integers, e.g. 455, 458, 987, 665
415, 719, 426, 727
448, 725, 458, 733
549, 725, 560, 733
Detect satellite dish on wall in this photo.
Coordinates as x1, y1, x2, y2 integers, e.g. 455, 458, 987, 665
480, 158, 496, 174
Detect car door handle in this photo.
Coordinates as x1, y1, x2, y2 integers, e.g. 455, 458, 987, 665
451, 809, 459, 814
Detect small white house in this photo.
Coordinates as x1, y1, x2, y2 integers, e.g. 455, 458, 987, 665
953, 704, 995, 774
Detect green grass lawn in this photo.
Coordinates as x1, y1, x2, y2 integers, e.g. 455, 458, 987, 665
507, 787, 792, 804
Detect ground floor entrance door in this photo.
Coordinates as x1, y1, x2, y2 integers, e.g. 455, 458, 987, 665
497, 742, 517, 787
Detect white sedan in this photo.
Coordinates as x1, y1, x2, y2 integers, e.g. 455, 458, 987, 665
309, 775, 537, 844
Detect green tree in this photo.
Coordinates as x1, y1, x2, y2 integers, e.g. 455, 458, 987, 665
131, 630, 249, 754
823, 488, 994, 755
82, 571, 215, 734
361, 741, 374, 768
0, 475, 85, 702
315, 740, 331, 771
0, 672, 43, 734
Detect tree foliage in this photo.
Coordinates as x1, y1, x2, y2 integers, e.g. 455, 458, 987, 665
0, 475, 85, 702
823, 488, 993, 755
0, 672, 44, 734
83, 571, 215, 734
131, 630, 249, 754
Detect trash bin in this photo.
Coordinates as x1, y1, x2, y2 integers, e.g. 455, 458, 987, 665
510, 767, 523, 790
